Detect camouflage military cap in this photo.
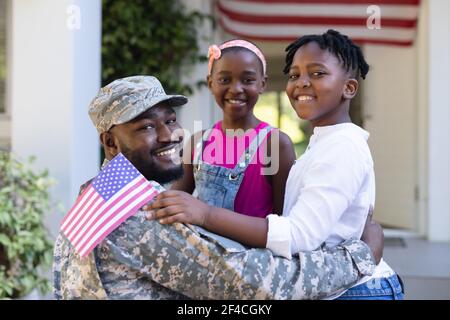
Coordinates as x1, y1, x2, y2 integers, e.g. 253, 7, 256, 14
88, 75, 188, 133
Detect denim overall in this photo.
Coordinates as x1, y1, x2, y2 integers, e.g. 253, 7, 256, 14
194, 126, 273, 252
193, 125, 273, 212
336, 274, 405, 300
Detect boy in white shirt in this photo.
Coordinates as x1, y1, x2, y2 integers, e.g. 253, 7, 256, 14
275, 29, 402, 299
147, 29, 404, 300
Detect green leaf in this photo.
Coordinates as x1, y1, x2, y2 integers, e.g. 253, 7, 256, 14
0, 234, 10, 246
0, 151, 53, 298
101, 0, 213, 95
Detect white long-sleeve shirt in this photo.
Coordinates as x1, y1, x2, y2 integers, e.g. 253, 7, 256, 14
266, 123, 394, 294
267, 123, 376, 255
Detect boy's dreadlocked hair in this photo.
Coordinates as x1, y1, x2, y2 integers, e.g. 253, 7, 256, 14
283, 29, 369, 79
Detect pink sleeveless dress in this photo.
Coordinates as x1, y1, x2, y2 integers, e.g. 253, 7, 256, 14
199, 121, 273, 218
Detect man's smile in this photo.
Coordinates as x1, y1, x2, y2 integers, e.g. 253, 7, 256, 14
156, 147, 176, 157
152, 143, 182, 161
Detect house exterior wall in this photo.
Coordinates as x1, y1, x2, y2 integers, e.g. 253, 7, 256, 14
3, 0, 449, 242
363, 44, 417, 230
208, 0, 450, 241
178, 0, 220, 136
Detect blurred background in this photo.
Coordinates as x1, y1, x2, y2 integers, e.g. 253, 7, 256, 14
0, 0, 449, 299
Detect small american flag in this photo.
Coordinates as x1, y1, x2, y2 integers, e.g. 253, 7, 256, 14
60, 153, 159, 257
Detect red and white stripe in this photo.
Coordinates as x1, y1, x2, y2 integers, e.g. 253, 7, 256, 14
217, 0, 420, 46
61, 176, 157, 257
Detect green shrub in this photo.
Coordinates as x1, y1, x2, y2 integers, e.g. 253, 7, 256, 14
102, 0, 212, 94
0, 151, 54, 299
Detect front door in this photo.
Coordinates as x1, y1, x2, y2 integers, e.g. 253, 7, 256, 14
363, 44, 417, 230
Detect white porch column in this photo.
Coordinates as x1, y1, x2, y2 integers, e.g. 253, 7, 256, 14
10, 0, 101, 237
428, 0, 450, 241
179, 0, 218, 135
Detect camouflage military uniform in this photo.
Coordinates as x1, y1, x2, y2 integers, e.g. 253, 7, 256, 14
53, 179, 187, 300
53, 201, 376, 300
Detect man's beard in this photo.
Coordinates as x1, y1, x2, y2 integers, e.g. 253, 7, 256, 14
143, 160, 184, 184
121, 148, 184, 184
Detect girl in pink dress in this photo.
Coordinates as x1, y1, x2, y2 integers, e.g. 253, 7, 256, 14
171, 39, 296, 218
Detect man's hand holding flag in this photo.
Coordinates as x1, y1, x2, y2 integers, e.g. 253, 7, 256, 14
60, 153, 161, 257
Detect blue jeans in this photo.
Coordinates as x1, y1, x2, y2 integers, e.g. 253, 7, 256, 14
336, 274, 405, 300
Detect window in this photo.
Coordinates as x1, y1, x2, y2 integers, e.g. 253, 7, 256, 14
0, 0, 7, 114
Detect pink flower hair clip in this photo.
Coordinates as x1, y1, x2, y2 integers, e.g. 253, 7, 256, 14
207, 45, 222, 76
